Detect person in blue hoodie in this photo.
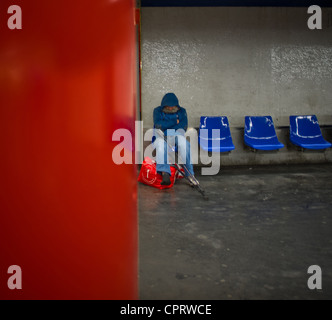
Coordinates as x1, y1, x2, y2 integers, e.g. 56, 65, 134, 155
153, 93, 196, 186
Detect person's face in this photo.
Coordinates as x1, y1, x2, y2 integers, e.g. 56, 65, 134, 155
165, 106, 177, 111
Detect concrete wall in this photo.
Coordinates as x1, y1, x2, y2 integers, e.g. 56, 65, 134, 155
140, 7, 332, 166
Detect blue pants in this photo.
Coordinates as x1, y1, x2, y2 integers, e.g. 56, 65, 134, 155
154, 135, 194, 176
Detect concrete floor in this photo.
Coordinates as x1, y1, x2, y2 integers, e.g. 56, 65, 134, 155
138, 163, 332, 300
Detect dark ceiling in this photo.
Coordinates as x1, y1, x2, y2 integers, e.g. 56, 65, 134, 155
140, 0, 332, 7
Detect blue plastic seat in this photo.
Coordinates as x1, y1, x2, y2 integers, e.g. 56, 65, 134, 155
199, 116, 235, 152
244, 116, 284, 151
289, 115, 332, 150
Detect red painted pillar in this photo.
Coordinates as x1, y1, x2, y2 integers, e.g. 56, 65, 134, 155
0, 0, 138, 299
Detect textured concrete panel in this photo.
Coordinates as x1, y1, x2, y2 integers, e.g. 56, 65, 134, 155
141, 7, 332, 127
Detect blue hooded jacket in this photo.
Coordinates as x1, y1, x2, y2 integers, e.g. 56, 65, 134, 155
153, 93, 188, 135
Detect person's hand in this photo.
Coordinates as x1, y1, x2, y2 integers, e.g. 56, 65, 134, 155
177, 119, 179, 124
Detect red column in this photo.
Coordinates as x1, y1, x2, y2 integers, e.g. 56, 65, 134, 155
0, 0, 138, 299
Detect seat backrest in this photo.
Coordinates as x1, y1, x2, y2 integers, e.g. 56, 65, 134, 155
289, 115, 322, 138
244, 116, 277, 138
199, 116, 231, 138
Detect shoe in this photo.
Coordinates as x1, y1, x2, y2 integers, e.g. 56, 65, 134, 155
187, 175, 198, 186
161, 172, 171, 186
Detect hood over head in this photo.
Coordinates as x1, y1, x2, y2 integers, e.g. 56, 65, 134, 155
160, 93, 180, 108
